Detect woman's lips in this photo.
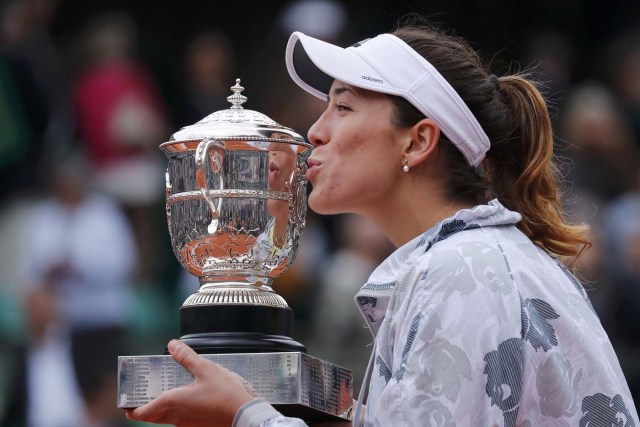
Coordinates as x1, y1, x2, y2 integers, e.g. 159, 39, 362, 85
306, 159, 321, 180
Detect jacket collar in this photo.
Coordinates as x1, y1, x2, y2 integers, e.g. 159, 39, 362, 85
354, 199, 521, 335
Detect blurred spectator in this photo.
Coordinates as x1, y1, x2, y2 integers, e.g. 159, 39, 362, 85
2, 286, 85, 427
245, 0, 351, 124
0, 3, 48, 200
171, 30, 235, 128
18, 153, 137, 426
0, 52, 47, 201
559, 82, 639, 201
606, 29, 640, 143
306, 215, 393, 391
600, 170, 640, 403
524, 28, 575, 105
563, 190, 615, 326
278, 0, 349, 41
0, 0, 74, 195
72, 12, 168, 281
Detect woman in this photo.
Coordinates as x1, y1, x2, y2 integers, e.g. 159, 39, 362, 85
126, 22, 639, 426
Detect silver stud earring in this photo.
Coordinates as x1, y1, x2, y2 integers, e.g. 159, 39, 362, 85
402, 159, 410, 173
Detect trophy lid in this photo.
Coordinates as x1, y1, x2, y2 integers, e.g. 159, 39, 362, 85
166, 79, 307, 145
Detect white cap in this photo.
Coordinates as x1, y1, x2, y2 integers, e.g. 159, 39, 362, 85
285, 31, 491, 167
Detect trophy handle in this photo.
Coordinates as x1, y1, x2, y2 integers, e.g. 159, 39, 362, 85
288, 166, 307, 237
195, 137, 223, 234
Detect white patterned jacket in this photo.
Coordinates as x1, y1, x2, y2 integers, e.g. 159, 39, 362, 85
233, 200, 639, 426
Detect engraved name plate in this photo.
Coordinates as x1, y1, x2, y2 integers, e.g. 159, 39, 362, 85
118, 352, 353, 421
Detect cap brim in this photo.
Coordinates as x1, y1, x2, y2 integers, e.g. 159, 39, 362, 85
285, 32, 398, 101
284, 31, 491, 167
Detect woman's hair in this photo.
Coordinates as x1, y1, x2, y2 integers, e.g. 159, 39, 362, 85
390, 22, 590, 259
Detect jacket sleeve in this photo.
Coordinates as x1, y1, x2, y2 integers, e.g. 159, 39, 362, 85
232, 399, 307, 427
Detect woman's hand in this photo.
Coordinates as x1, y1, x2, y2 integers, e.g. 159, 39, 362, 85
125, 339, 255, 426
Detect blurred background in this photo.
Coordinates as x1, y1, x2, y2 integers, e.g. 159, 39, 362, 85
0, 0, 638, 425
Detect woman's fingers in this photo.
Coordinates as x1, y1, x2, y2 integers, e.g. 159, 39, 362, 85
126, 408, 174, 425
128, 384, 202, 423
168, 339, 210, 378
126, 389, 178, 423
124, 340, 256, 426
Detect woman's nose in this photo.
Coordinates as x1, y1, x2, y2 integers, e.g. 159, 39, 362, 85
307, 114, 328, 147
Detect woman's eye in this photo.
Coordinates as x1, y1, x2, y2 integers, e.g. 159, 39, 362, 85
336, 104, 351, 111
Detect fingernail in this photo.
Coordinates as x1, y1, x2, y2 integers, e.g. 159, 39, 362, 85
168, 339, 182, 353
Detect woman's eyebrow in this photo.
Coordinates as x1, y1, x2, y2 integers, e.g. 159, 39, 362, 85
328, 85, 357, 102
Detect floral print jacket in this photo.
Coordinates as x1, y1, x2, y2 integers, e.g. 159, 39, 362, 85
233, 200, 638, 427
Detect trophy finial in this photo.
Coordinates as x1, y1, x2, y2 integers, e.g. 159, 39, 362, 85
227, 78, 247, 109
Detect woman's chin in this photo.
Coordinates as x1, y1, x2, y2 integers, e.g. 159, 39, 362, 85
308, 193, 337, 215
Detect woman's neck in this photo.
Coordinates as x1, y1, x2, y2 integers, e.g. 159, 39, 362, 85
363, 182, 474, 248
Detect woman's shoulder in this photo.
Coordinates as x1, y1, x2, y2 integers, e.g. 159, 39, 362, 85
404, 223, 577, 313
395, 226, 523, 316
410, 222, 595, 325
415, 225, 516, 284
422, 221, 561, 281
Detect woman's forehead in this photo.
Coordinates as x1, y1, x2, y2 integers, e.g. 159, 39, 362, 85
330, 80, 388, 102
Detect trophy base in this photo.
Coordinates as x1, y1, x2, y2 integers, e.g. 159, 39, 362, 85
119, 304, 343, 420
179, 332, 306, 354
117, 352, 353, 421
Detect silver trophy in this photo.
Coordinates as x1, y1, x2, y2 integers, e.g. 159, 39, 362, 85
117, 80, 353, 421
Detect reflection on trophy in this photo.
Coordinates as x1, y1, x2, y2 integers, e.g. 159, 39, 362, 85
117, 79, 353, 421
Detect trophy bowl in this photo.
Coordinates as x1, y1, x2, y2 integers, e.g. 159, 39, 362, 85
160, 79, 313, 353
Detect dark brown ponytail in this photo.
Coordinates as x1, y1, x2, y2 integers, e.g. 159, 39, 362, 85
490, 75, 590, 257
390, 23, 590, 258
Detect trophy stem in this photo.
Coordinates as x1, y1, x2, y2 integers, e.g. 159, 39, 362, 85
199, 276, 275, 293
184, 281, 289, 308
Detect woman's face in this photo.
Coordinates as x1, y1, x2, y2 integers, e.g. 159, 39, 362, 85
306, 80, 408, 216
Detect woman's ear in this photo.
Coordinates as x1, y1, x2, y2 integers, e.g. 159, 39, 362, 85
403, 118, 441, 168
